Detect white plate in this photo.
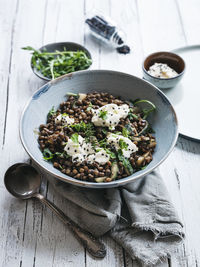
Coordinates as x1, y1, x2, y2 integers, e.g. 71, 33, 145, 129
164, 45, 200, 141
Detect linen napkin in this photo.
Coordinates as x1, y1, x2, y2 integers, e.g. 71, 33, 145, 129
44, 169, 184, 266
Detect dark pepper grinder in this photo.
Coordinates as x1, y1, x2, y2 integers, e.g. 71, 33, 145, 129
85, 13, 131, 54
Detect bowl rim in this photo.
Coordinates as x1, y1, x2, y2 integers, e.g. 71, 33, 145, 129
142, 51, 185, 81
31, 41, 93, 81
20, 69, 179, 188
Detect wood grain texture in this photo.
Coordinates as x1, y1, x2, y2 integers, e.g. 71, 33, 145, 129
0, 0, 200, 266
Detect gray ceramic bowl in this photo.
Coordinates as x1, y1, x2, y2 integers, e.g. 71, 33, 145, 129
142, 51, 185, 89
20, 70, 178, 188
31, 42, 92, 81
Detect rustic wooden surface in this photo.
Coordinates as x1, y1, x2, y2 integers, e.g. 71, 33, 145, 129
0, 0, 200, 266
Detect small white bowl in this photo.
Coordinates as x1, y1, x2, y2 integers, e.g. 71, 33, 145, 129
142, 51, 185, 89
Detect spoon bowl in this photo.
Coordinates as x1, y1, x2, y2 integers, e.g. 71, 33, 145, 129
4, 163, 106, 258
4, 163, 41, 199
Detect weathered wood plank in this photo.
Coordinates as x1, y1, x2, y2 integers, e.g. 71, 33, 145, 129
0, 0, 48, 266
176, 0, 200, 45
137, 1, 200, 267
160, 138, 200, 267
137, 0, 186, 55
0, 0, 18, 173
32, 0, 86, 266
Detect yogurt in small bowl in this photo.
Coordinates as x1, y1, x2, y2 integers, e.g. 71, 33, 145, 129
142, 51, 185, 89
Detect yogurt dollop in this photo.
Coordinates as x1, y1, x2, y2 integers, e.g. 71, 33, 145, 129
64, 134, 110, 165
91, 103, 129, 130
148, 63, 178, 78
55, 114, 74, 125
107, 133, 138, 158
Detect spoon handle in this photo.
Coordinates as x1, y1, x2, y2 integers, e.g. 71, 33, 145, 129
35, 193, 106, 258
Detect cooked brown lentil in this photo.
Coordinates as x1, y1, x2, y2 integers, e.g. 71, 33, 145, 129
38, 92, 156, 182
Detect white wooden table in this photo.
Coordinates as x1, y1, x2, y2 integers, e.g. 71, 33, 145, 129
1, 0, 200, 266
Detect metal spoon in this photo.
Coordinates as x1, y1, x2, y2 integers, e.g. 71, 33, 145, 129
4, 163, 106, 258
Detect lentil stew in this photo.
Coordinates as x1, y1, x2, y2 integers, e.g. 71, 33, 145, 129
38, 92, 156, 183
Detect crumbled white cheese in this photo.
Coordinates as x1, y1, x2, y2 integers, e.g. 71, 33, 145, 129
107, 133, 138, 158
91, 104, 129, 130
148, 63, 178, 78
55, 114, 74, 125
87, 148, 110, 165
64, 134, 110, 165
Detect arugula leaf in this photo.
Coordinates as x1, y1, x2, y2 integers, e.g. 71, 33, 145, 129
71, 122, 95, 143
99, 110, 107, 120
84, 123, 95, 139
99, 138, 107, 148
22, 46, 92, 79
133, 99, 156, 119
55, 151, 70, 159
62, 113, 69, 117
66, 92, 78, 97
105, 148, 116, 159
22, 46, 38, 52
43, 148, 54, 161
71, 121, 86, 132
90, 136, 98, 148
102, 128, 108, 135
71, 133, 79, 143
128, 112, 139, 120
47, 106, 56, 119
117, 149, 124, 161
71, 122, 95, 138
119, 139, 128, 150
122, 127, 130, 138
140, 166, 146, 170
123, 158, 134, 175
117, 149, 134, 175
114, 131, 122, 135
125, 124, 134, 135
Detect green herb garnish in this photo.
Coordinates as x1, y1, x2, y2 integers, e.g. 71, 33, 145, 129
22, 46, 92, 79
123, 158, 134, 175
133, 99, 156, 119
122, 127, 130, 138
55, 151, 70, 159
47, 106, 56, 119
84, 123, 95, 139
119, 139, 128, 150
140, 166, 147, 170
117, 149, 134, 175
128, 112, 139, 120
71, 122, 95, 141
71, 121, 87, 132
99, 110, 108, 120
114, 131, 122, 135
105, 148, 116, 159
102, 128, 108, 135
62, 113, 69, 117
89, 136, 98, 148
71, 133, 79, 143
125, 124, 134, 135
86, 102, 93, 111
43, 148, 54, 161
99, 138, 107, 148
66, 92, 78, 97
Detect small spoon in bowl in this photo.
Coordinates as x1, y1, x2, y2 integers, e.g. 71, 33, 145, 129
4, 163, 106, 258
